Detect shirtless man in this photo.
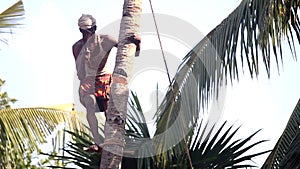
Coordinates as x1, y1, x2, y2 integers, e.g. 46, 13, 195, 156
72, 14, 140, 151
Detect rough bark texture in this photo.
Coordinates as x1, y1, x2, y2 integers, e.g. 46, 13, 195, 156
99, 0, 142, 169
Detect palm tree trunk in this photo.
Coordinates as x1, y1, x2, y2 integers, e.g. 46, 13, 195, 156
99, 0, 142, 169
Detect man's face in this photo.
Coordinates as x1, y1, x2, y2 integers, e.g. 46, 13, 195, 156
80, 26, 96, 36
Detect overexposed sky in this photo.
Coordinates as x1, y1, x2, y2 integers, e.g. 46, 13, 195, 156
1, 0, 300, 167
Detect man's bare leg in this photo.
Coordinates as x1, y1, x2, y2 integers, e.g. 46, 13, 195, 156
83, 94, 101, 145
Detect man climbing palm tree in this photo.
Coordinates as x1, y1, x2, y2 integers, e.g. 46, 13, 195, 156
72, 14, 140, 152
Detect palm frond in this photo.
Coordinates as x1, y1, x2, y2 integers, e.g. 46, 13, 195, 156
154, 0, 300, 161
176, 121, 269, 169
0, 0, 25, 49
43, 129, 100, 169
279, 130, 300, 169
126, 91, 155, 169
0, 107, 85, 168
0, 0, 25, 30
262, 99, 300, 169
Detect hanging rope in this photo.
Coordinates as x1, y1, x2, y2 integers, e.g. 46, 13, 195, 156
148, 0, 172, 86
148, 0, 194, 168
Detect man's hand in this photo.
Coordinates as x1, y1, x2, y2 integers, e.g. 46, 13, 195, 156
127, 34, 141, 56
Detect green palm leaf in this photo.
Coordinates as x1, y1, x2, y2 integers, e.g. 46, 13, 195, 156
279, 130, 300, 169
262, 99, 300, 169
154, 0, 300, 162
176, 121, 269, 169
44, 129, 100, 169
0, 107, 86, 168
126, 91, 155, 169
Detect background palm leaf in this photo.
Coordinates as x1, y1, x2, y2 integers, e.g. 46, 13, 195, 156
262, 99, 300, 169
154, 0, 300, 162
0, 0, 24, 29
154, 119, 269, 169
44, 129, 102, 169
0, 0, 24, 46
279, 130, 300, 169
188, 122, 269, 169
0, 107, 86, 168
126, 91, 155, 169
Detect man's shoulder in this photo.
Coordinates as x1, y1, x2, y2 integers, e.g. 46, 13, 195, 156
99, 34, 117, 42
72, 39, 84, 48
99, 34, 112, 38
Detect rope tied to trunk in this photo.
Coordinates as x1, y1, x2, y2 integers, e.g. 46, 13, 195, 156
100, 138, 124, 147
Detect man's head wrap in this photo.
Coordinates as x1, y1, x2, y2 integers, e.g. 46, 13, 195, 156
78, 14, 96, 30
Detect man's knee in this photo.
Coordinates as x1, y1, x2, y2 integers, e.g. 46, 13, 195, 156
83, 95, 96, 111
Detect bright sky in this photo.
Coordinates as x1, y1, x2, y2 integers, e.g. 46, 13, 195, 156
1, 0, 300, 167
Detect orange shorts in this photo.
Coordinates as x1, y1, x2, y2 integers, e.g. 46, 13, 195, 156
79, 74, 111, 112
